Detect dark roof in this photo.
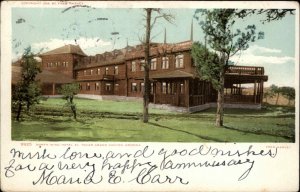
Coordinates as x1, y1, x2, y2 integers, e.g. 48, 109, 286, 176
41, 44, 87, 56
151, 70, 195, 79
12, 66, 73, 84
36, 70, 74, 83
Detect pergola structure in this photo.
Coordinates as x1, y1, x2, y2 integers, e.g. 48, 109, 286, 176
224, 66, 268, 104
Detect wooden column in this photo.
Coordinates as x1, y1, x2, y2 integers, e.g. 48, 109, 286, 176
254, 80, 257, 104
176, 81, 180, 106
184, 79, 190, 107
52, 83, 56, 95
260, 80, 264, 103
153, 82, 156, 104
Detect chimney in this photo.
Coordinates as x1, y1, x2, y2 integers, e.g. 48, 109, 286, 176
164, 27, 167, 44
190, 19, 194, 41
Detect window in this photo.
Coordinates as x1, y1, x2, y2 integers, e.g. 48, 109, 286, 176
95, 83, 100, 90
131, 61, 136, 72
162, 57, 169, 69
50, 63, 53, 67
105, 83, 111, 91
140, 82, 145, 93
105, 67, 109, 75
55, 62, 58, 67
86, 83, 90, 91
175, 54, 184, 68
79, 84, 82, 90
151, 83, 154, 94
97, 68, 101, 75
114, 66, 118, 75
162, 82, 167, 94
140, 60, 145, 71
180, 83, 184, 94
115, 84, 119, 92
58, 62, 60, 67
62, 62, 65, 67
167, 83, 171, 94
90, 69, 93, 75
84, 70, 87, 76
66, 62, 69, 67
131, 83, 137, 92
150, 58, 157, 70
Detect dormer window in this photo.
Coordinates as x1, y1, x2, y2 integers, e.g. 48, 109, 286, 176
114, 66, 119, 75
131, 61, 136, 72
162, 57, 169, 69
140, 60, 145, 71
150, 58, 157, 70
175, 54, 184, 68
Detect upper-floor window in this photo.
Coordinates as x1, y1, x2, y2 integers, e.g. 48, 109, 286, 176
84, 70, 87, 76
131, 61, 136, 72
90, 69, 93, 75
151, 58, 157, 70
66, 62, 69, 67
97, 68, 101, 75
114, 66, 119, 75
105, 67, 109, 75
175, 54, 184, 68
140, 60, 145, 71
79, 83, 82, 90
162, 57, 169, 69
58, 62, 61, 67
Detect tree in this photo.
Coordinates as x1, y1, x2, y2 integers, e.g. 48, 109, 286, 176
59, 83, 80, 119
12, 47, 41, 121
280, 86, 295, 106
270, 84, 281, 105
236, 9, 295, 23
142, 8, 174, 123
192, 9, 264, 127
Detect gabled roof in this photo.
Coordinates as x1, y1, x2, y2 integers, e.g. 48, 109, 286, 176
41, 44, 87, 56
36, 70, 74, 84
12, 65, 73, 84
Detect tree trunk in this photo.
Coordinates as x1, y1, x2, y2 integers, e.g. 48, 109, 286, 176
216, 69, 224, 127
143, 9, 152, 123
16, 103, 22, 121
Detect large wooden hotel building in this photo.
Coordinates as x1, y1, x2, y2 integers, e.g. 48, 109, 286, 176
13, 37, 268, 112
33, 39, 268, 111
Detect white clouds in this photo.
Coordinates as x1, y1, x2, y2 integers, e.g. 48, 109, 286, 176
230, 45, 294, 66
32, 38, 112, 55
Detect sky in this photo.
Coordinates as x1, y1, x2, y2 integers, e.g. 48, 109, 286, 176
11, 7, 296, 87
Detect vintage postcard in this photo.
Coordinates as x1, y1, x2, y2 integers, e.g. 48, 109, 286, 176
1, 1, 299, 191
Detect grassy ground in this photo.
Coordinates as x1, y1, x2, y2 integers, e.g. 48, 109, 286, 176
11, 98, 295, 142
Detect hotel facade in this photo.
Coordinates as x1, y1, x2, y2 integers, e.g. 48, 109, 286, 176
33, 40, 268, 111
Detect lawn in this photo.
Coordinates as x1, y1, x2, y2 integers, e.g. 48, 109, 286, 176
11, 98, 295, 142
